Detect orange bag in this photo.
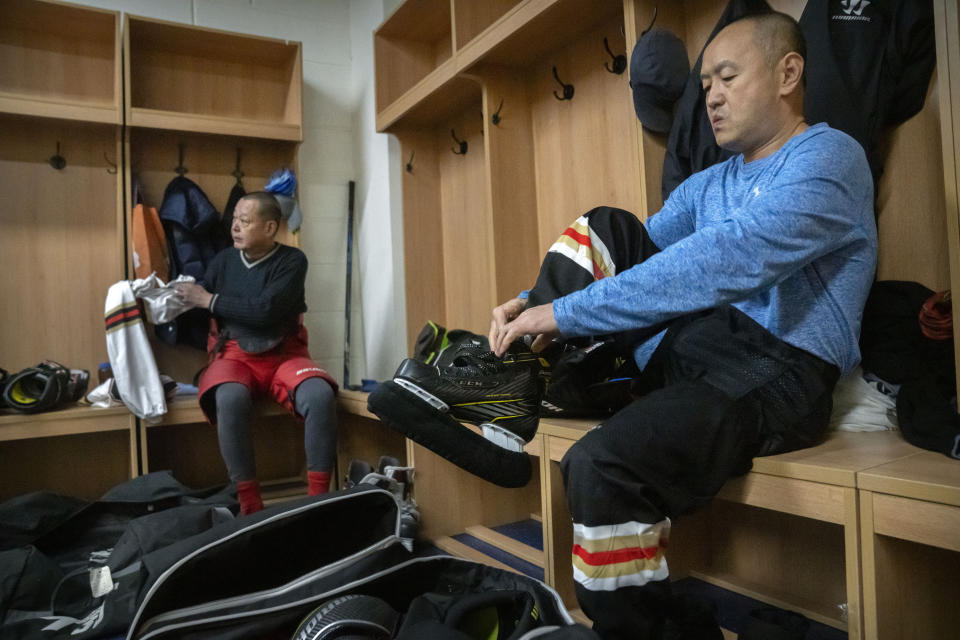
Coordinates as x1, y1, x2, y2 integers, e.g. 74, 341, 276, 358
132, 203, 170, 281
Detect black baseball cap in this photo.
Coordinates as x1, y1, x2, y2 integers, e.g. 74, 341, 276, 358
630, 29, 690, 133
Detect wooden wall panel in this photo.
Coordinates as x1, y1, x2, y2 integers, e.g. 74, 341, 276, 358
671, 500, 849, 629
453, 0, 523, 50
529, 17, 640, 255
410, 440, 541, 540
146, 416, 304, 489
0, 117, 122, 375
438, 106, 495, 335
876, 78, 950, 289
482, 70, 542, 304
130, 50, 292, 122
335, 414, 407, 489
873, 535, 960, 640
397, 129, 446, 351
0, 432, 131, 501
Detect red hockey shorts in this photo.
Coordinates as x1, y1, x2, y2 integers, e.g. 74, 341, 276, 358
198, 325, 338, 423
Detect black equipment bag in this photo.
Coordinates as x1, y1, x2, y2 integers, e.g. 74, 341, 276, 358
2, 361, 89, 414
127, 485, 575, 640
0, 471, 237, 640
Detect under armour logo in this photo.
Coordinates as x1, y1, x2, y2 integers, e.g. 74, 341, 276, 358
840, 0, 870, 16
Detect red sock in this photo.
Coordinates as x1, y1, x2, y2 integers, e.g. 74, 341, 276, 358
237, 479, 263, 515
308, 470, 331, 496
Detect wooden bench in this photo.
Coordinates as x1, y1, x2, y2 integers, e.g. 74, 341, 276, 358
6, 389, 957, 638
140, 390, 398, 496
536, 420, 920, 638
858, 450, 960, 639
335, 397, 956, 639
0, 389, 384, 502
0, 405, 137, 500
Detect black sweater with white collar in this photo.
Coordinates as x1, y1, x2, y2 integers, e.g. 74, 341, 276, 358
203, 243, 307, 352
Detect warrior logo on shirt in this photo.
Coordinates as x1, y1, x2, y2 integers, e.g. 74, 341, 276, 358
840, 0, 870, 15
835, 0, 871, 21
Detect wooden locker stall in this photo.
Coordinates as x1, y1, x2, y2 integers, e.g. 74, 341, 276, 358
122, 14, 311, 493
0, 0, 135, 501
367, 0, 960, 636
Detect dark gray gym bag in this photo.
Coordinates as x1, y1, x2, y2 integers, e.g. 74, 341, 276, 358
127, 484, 576, 640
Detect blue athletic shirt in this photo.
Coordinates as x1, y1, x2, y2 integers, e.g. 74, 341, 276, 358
553, 123, 877, 375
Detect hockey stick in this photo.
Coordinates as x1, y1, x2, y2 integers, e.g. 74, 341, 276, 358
343, 180, 361, 390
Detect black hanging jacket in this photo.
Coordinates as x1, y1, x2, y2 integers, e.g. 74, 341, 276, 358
156, 176, 222, 349
800, 0, 936, 184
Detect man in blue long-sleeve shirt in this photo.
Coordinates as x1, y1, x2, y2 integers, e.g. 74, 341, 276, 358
491, 13, 876, 639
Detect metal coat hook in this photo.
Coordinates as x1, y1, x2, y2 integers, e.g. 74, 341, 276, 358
491, 98, 504, 125
49, 141, 66, 170
232, 147, 244, 185
405, 150, 415, 173
641, 6, 658, 37
104, 151, 117, 174
451, 129, 467, 155
175, 143, 188, 176
604, 37, 627, 74
552, 67, 574, 101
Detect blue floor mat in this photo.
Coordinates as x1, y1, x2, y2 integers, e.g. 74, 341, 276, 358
491, 519, 543, 551
451, 532, 545, 581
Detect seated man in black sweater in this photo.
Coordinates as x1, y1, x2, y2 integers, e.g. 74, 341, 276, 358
177, 191, 338, 515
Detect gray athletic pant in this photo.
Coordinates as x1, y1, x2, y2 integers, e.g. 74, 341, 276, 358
215, 378, 337, 482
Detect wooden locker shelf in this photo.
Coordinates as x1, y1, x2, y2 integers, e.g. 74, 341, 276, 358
125, 15, 302, 142
0, 404, 133, 442
455, 0, 625, 72
451, 0, 525, 55
0, 93, 119, 125
374, 0, 453, 115
128, 108, 302, 142
0, 0, 120, 124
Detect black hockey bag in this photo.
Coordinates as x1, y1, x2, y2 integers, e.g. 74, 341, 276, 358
0, 471, 238, 640
126, 484, 578, 640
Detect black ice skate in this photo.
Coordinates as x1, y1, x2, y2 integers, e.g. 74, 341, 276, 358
367, 347, 542, 488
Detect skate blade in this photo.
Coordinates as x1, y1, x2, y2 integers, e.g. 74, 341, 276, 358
480, 422, 526, 452
393, 377, 449, 412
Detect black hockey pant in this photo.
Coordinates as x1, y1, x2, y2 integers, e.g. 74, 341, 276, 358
528, 207, 839, 639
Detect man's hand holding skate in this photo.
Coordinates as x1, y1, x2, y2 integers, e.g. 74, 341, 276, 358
492, 303, 560, 357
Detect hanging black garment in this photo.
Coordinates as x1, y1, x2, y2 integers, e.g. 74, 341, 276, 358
897, 373, 960, 461
156, 176, 221, 349
859, 280, 954, 385
660, 0, 773, 201
220, 181, 246, 249
859, 280, 959, 460
801, 0, 936, 184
